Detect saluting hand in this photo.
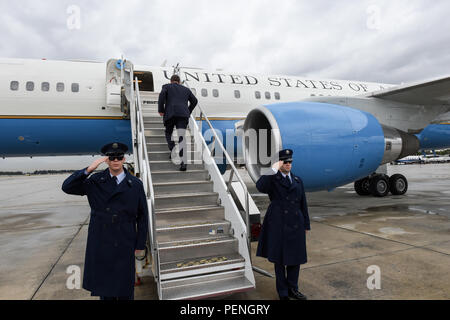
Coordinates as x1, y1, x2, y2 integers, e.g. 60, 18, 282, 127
272, 161, 284, 172
87, 157, 108, 174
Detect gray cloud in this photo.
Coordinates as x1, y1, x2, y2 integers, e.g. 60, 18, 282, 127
1, 0, 449, 84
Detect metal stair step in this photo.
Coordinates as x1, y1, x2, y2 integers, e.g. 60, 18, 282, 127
153, 180, 212, 194
156, 220, 231, 243
147, 142, 194, 152
143, 116, 163, 122
152, 169, 209, 183
150, 160, 203, 172
160, 269, 254, 300
145, 128, 166, 135
143, 121, 165, 129
160, 253, 245, 281
155, 192, 218, 209
155, 205, 225, 227
158, 235, 238, 264
145, 135, 194, 144
148, 150, 200, 161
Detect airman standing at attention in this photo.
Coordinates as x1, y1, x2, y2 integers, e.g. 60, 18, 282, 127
62, 142, 149, 300
256, 149, 311, 300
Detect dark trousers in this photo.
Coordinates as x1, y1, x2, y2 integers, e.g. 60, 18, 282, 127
274, 264, 300, 298
165, 117, 189, 163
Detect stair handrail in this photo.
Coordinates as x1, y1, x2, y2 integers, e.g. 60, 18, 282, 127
131, 77, 160, 288
183, 84, 252, 260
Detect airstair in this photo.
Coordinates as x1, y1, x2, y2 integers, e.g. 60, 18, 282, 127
116, 60, 257, 300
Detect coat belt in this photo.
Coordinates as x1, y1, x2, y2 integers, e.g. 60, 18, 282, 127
91, 212, 136, 224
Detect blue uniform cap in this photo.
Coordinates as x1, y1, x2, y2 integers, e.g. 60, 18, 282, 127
101, 142, 128, 156
278, 149, 293, 161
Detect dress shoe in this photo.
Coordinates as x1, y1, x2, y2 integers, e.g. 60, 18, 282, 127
279, 296, 290, 301
288, 289, 307, 300
180, 163, 187, 172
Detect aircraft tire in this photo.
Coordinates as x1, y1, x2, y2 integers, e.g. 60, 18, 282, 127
389, 174, 408, 195
354, 177, 371, 196
369, 174, 390, 197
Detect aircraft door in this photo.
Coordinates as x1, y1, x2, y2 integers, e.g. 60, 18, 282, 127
134, 71, 154, 92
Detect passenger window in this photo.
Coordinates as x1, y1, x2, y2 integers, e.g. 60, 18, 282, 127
71, 83, 79, 93
234, 90, 241, 99
191, 88, 197, 96
275, 92, 281, 100
255, 91, 261, 99
212, 89, 219, 98
41, 82, 50, 92
265, 92, 271, 99
57, 83, 65, 92
201, 89, 208, 97
26, 82, 35, 91
10, 81, 19, 91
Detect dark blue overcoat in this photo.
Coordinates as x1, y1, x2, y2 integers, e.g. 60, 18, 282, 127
256, 171, 311, 266
62, 168, 149, 297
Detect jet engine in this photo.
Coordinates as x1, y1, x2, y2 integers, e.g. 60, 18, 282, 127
243, 102, 419, 192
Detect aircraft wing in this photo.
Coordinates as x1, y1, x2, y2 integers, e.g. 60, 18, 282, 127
367, 76, 450, 105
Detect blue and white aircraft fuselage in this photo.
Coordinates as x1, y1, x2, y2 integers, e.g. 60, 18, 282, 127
1, 58, 449, 193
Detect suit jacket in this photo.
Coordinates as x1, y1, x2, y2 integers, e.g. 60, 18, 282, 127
62, 168, 149, 297
158, 83, 198, 123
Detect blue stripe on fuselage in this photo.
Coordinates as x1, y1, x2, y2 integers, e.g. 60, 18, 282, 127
0, 119, 132, 157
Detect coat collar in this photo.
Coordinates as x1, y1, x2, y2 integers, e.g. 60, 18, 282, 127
276, 171, 298, 191
97, 168, 134, 200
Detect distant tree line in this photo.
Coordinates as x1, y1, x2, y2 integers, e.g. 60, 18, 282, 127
416, 149, 450, 156
0, 170, 76, 176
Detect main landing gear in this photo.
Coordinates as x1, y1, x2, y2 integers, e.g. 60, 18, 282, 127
354, 173, 408, 197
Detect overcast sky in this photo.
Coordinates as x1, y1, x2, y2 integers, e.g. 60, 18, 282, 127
1, 0, 450, 170
1, 0, 450, 84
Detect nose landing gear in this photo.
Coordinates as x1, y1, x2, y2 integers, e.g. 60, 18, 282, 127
354, 173, 408, 197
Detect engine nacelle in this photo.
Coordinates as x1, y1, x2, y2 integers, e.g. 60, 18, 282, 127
243, 102, 419, 192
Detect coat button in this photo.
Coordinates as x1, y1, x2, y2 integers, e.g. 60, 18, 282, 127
284, 210, 288, 214
106, 208, 110, 212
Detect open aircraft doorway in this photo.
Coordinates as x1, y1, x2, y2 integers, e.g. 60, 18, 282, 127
134, 71, 154, 92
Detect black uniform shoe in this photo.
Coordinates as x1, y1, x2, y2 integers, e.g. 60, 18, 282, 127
288, 289, 307, 300
279, 296, 290, 300
180, 163, 187, 171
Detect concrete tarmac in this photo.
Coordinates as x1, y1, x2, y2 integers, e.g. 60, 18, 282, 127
0, 164, 449, 300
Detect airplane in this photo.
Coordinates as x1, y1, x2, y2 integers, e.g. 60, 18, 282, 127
394, 155, 425, 165
1, 57, 450, 199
